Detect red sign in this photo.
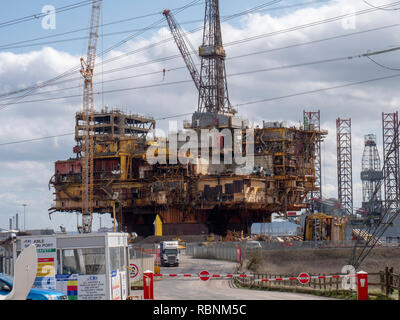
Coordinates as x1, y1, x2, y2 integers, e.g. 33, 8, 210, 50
129, 263, 139, 279
37, 258, 54, 263
298, 272, 310, 285
199, 270, 210, 282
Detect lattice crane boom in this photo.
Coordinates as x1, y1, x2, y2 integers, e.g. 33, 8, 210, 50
80, 0, 102, 233
198, 0, 232, 114
163, 9, 201, 91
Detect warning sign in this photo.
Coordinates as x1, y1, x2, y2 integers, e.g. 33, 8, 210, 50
56, 274, 78, 300
37, 258, 55, 277
111, 270, 121, 300
78, 275, 106, 300
23, 237, 57, 290
129, 264, 139, 279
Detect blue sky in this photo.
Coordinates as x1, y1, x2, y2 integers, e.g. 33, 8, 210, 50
1, 0, 400, 232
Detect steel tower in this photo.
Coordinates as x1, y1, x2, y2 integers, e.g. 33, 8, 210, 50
382, 112, 400, 215
336, 118, 353, 215
197, 0, 232, 114
304, 110, 322, 202
360, 134, 383, 215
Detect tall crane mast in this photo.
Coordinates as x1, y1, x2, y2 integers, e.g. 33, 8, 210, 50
80, 0, 102, 233
163, 9, 201, 91
198, 0, 232, 114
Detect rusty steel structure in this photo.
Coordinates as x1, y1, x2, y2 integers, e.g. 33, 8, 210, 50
382, 111, 400, 215
303, 110, 322, 202
360, 134, 383, 215
163, 9, 201, 91
49, 113, 326, 236
197, 0, 232, 115
336, 118, 353, 215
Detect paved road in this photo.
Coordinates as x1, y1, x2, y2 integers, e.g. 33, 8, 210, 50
152, 253, 334, 300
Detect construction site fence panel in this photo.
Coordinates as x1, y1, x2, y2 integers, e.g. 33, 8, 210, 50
0, 244, 14, 276
186, 242, 241, 262
129, 244, 159, 259
186, 240, 400, 262
129, 256, 155, 284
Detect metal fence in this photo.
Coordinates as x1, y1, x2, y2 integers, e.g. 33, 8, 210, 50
128, 244, 157, 285
186, 242, 243, 262
128, 257, 155, 283
187, 243, 241, 262
0, 244, 14, 275
185, 240, 400, 263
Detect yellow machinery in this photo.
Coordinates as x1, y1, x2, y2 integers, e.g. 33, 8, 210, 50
304, 213, 345, 241
154, 215, 163, 236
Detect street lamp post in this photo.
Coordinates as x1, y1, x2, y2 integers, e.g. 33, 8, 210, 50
22, 204, 27, 231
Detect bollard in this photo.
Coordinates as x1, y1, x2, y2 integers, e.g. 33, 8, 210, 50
236, 246, 242, 263
356, 271, 368, 300
143, 270, 154, 300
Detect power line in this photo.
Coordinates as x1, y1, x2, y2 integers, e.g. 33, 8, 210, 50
0, 0, 96, 29
2, 18, 400, 103
2, 70, 400, 147
365, 55, 400, 70
1, 0, 399, 108
363, 0, 400, 10
2, 64, 400, 108
0, 0, 202, 111
234, 72, 400, 107
0, 0, 292, 103
0, 112, 194, 147
2, 43, 399, 104
0, 133, 75, 146
0, 0, 329, 50
224, 1, 400, 48
4, 20, 400, 100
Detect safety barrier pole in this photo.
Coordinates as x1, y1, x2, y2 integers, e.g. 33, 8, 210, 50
356, 271, 368, 300
143, 270, 154, 300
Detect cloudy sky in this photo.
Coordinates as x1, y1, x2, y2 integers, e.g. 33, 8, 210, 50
0, 0, 399, 232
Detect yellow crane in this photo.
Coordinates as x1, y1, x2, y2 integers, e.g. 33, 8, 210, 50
80, 0, 102, 233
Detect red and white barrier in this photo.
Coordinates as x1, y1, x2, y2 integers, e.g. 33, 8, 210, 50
151, 271, 357, 285
153, 273, 254, 278
254, 273, 356, 284
143, 270, 367, 300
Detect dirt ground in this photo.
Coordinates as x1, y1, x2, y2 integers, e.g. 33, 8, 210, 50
242, 246, 400, 275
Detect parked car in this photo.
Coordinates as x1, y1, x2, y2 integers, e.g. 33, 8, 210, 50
0, 273, 67, 300
245, 240, 262, 250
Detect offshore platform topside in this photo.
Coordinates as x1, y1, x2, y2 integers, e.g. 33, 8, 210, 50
48, 0, 327, 236
49, 109, 326, 236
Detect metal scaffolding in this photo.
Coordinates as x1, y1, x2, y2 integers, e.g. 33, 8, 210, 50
382, 111, 400, 215
336, 118, 353, 215
197, 0, 232, 114
304, 110, 322, 201
360, 134, 383, 214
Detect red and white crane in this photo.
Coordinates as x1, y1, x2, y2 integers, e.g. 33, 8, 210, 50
80, 0, 102, 233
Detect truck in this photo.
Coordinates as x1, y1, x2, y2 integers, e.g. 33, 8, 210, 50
160, 241, 179, 267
